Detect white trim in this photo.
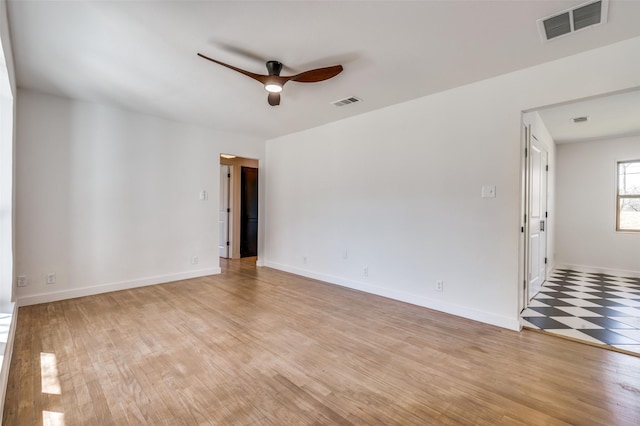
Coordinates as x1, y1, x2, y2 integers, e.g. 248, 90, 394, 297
17, 268, 221, 307
555, 263, 640, 279
264, 261, 520, 331
0, 303, 17, 424
546, 263, 556, 280
519, 123, 530, 312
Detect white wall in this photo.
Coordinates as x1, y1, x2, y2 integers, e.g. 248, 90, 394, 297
15, 90, 264, 305
556, 135, 640, 276
264, 36, 640, 330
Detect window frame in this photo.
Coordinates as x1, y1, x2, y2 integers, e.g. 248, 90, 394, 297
616, 159, 640, 232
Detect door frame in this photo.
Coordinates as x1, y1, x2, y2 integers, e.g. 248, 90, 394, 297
519, 123, 529, 313
219, 156, 260, 259
219, 164, 232, 258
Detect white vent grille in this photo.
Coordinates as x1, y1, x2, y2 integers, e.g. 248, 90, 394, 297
573, 116, 590, 123
331, 96, 361, 107
537, 0, 608, 42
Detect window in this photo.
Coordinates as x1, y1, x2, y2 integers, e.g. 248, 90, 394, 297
617, 160, 640, 232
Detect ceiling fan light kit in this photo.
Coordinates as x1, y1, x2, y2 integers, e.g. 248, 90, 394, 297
264, 83, 283, 93
197, 53, 343, 106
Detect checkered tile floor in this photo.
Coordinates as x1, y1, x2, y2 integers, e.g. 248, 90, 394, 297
522, 268, 640, 356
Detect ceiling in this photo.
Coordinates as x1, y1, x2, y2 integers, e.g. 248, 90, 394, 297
536, 88, 640, 144
7, 0, 640, 140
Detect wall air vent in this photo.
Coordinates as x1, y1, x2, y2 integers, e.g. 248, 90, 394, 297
331, 96, 361, 107
537, 0, 608, 42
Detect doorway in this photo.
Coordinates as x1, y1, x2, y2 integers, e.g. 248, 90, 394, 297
219, 155, 259, 259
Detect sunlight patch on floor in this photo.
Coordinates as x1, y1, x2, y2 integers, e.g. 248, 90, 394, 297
40, 352, 61, 395
43, 410, 65, 426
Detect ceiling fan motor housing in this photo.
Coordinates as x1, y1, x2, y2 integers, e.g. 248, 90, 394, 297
266, 61, 283, 76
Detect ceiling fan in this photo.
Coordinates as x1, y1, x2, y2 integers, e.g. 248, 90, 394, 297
197, 53, 343, 106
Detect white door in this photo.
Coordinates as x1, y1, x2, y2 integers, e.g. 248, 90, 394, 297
219, 165, 231, 258
527, 131, 548, 300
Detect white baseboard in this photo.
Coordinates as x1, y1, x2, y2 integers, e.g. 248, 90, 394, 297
17, 268, 221, 307
264, 261, 520, 331
555, 263, 640, 279
546, 261, 555, 279
0, 303, 18, 425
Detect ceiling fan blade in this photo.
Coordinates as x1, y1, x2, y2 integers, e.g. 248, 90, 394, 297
289, 65, 344, 83
197, 53, 269, 84
268, 92, 281, 106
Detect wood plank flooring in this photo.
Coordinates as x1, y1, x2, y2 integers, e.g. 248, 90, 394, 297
4, 258, 640, 425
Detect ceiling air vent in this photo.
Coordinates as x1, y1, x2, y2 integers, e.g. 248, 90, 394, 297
537, 0, 609, 42
543, 12, 571, 40
331, 96, 361, 107
573, 116, 590, 123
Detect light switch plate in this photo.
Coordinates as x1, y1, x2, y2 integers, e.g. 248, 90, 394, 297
482, 185, 496, 198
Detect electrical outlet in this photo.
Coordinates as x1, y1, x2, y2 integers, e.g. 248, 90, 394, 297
191, 256, 199, 265
17, 275, 27, 287
46, 273, 56, 285
436, 280, 444, 292
364, 267, 369, 277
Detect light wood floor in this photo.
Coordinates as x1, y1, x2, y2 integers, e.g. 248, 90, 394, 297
4, 258, 640, 425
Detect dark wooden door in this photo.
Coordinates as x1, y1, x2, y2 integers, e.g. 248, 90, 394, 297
240, 167, 258, 257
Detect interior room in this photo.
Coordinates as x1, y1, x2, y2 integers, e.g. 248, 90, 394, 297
521, 89, 640, 354
1, 0, 640, 424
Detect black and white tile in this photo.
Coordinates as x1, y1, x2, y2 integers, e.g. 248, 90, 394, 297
522, 268, 640, 356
